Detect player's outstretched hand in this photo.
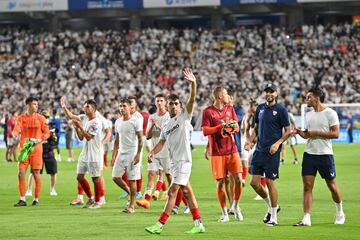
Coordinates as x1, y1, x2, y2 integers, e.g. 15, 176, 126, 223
183, 68, 196, 83
60, 97, 66, 108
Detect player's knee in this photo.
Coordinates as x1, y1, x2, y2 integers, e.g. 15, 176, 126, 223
303, 182, 313, 192
167, 188, 177, 199
217, 179, 225, 189
77, 175, 84, 182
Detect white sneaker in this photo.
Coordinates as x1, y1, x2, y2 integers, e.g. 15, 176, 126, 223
89, 202, 101, 209
335, 213, 346, 225
254, 195, 263, 200
265, 220, 278, 227
218, 214, 230, 223
183, 206, 190, 214
50, 189, 58, 196
234, 209, 244, 221
293, 219, 311, 227
56, 155, 61, 162
67, 158, 73, 162
25, 190, 32, 197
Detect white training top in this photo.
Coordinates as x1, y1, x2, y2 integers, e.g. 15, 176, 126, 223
161, 110, 193, 164
78, 117, 103, 163
115, 115, 142, 155
305, 107, 339, 155
147, 112, 170, 158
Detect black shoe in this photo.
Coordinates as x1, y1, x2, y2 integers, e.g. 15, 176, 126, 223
227, 209, 235, 215
32, 200, 39, 206
263, 206, 281, 223
265, 220, 278, 227
14, 200, 27, 207
280, 159, 285, 165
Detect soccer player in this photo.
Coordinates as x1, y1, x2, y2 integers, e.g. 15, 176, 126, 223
145, 68, 205, 234
26, 110, 59, 196
280, 111, 299, 165
293, 87, 345, 226
61, 98, 105, 208
111, 98, 143, 213
136, 93, 171, 209
128, 96, 146, 199
245, 83, 291, 226
201, 86, 243, 222
13, 96, 50, 207
103, 112, 114, 169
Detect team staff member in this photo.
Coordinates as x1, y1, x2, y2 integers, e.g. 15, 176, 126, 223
245, 83, 291, 226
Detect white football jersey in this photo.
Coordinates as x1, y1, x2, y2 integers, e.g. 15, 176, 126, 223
305, 107, 339, 155
78, 117, 103, 163
115, 115, 142, 155
147, 112, 170, 158
161, 110, 192, 164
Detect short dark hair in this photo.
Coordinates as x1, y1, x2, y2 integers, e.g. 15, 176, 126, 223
155, 93, 166, 99
104, 112, 110, 118
128, 95, 137, 101
25, 96, 39, 105
308, 87, 325, 103
119, 98, 132, 105
166, 94, 180, 102
84, 99, 97, 110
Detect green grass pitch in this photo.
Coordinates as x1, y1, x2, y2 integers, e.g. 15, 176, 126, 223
0, 144, 359, 240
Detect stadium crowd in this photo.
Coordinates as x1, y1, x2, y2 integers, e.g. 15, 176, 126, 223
1, 23, 359, 129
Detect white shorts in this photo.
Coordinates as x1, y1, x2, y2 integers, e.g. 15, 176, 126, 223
285, 136, 296, 146
77, 161, 102, 178
7, 137, 19, 146
104, 140, 114, 152
112, 153, 141, 181
148, 157, 170, 174
170, 161, 192, 186
240, 149, 249, 161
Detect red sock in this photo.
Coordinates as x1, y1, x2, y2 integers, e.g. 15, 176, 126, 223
216, 187, 227, 208
78, 178, 92, 198
144, 193, 151, 201
77, 182, 85, 195
155, 180, 163, 191
182, 193, 188, 206
136, 175, 142, 192
175, 189, 183, 207
103, 154, 108, 168
190, 208, 201, 221
94, 180, 102, 202
260, 177, 266, 187
100, 179, 105, 197
242, 167, 248, 182
122, 173, 129, 186
162, 181, 166, 192
158, 212, 170, 225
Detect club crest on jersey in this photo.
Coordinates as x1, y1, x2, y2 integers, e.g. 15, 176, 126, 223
273, 111, 278, 116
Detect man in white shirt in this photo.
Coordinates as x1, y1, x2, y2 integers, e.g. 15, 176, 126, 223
136, 93, 171, 209
61, 98, 110, 207
64, 99, 104, 209
145, 68, 205, 234
294, 87, 345, 226
111, 98, 143, 213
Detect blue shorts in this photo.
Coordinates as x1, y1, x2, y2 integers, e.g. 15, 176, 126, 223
250, 150, 280, 180
302, 152, 336, 180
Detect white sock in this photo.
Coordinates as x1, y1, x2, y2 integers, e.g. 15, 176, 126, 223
194, 219, 202, 226
335, 202, 343, 214
303, 212, 311, 222
270, 207, 277, 221
156, 222, 164, 228
34, 198, 39, 202
100, 196, 105, 202
263, 197, 271, 212
232, 200, 239, 210
78, 194, 84, 201
221, 208, 228, 216
145, 188, 153, 196
20, 196, 26, 201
